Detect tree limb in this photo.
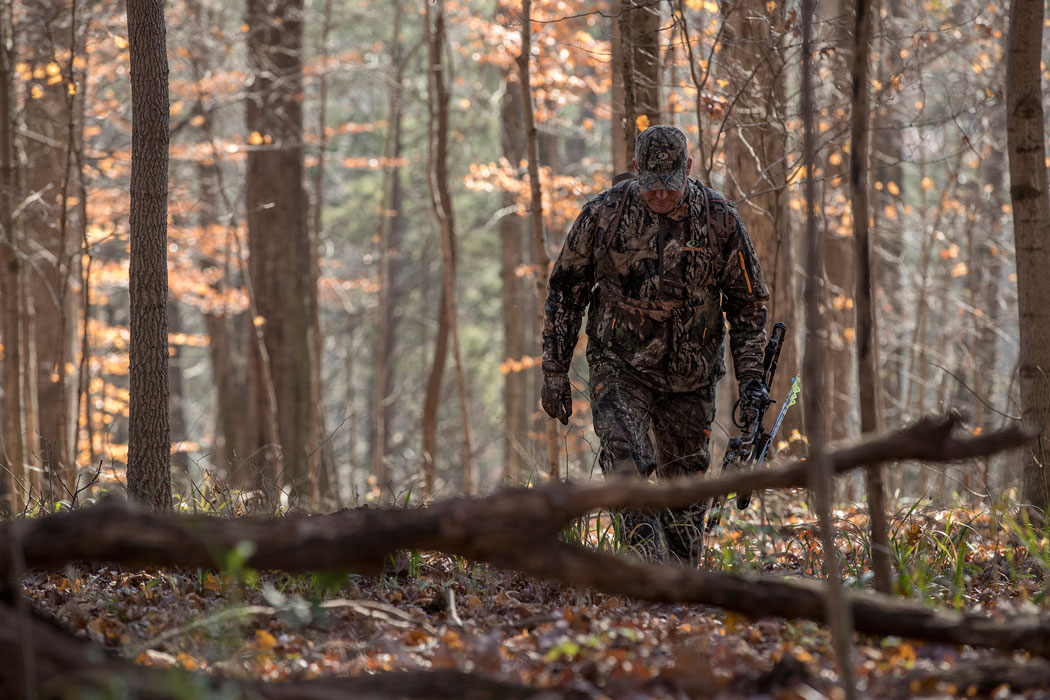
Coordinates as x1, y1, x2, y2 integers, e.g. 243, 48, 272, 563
0, 413, 1038, 671
0, 415, 1028, 578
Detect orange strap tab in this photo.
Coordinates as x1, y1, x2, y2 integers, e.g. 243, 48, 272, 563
738, 251, 753, 294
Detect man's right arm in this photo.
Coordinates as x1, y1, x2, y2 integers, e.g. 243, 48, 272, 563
541, 196, 603, 375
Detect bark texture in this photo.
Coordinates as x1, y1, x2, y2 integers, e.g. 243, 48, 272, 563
126, 0, 172, 511
245, 0, 318, 504
1007, 0, 1050, 513
721, 0, 798, 437
617, 0, 662, 162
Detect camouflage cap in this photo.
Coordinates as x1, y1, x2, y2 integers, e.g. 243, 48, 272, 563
635, 125, 689, 192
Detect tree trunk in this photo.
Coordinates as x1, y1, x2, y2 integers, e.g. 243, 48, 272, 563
167, 298, 190, 480
21, 0, 81, 494
820, 0, 855, 447
420, 294, 450, 496
800, 0, 857, 693
309, 0, 337, 507
610, 15, 628, 173
245, 0, 318, 506
721, 0, 798, 439
1006, 0, 1050, 515
825, 223, 854, 443
518, 0, 560, 480
424, 0, 474, 494
374, 0, 405, 491
618, 0, 662, 159
848, 0, 892, 595
499, 73, 529, 487
871, 0, 906, 430
125, 0, 172, 512
0, 16, 26, 511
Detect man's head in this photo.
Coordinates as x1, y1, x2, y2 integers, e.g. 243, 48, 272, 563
633, 125, 692, 214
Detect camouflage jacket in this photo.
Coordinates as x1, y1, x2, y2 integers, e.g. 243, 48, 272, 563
542, 178, 770, 393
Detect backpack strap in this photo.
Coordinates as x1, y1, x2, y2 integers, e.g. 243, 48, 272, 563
700, 182, 733, 261
594, 177, 636, 281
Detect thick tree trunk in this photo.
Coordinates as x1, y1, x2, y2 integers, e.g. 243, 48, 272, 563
125, 0, 172, 512
1007, 0, 1050, 514
721, 0, 798, 438
245, 0, 318, 506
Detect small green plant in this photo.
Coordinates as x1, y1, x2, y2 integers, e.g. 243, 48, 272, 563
996, 509, 1050, 604
890, 505, 981, 607
310, 571, 348, 600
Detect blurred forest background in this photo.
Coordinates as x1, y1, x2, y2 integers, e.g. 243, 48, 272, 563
0, 0, 1044, 513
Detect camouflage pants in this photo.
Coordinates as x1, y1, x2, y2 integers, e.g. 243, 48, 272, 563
590, 362, 715, 479
589, 359, 715, 561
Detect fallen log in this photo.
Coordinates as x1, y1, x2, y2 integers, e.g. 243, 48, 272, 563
490, 542, 1050, 657
1, 414, 1040, 668
0, 414, 1027, 577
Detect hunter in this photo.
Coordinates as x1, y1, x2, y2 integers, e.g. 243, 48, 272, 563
540, 125, 770, 561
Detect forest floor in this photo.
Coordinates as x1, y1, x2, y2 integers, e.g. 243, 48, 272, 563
20, 491, 1050, 699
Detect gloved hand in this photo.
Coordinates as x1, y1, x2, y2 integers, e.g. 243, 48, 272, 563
541, 373, 572, 425
738, 378, 770, 426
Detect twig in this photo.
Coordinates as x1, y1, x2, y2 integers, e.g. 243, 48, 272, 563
445, 587, 463, 628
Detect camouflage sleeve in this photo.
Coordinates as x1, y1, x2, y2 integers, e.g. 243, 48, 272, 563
719, 207, 770, 382
541, 195, 603, 375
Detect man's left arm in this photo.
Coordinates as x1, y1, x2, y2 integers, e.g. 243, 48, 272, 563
719, 208, 771, 386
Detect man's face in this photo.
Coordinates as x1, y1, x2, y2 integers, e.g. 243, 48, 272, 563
634, 156, 692, 214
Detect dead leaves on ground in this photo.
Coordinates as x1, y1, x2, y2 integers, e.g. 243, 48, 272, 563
19, 501, 1050, 699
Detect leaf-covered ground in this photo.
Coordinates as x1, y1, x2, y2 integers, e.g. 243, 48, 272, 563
21, 498, 1050, 699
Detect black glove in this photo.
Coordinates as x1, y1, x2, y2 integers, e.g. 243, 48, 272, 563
738, 378, 770, 426
541, 373, 572, 425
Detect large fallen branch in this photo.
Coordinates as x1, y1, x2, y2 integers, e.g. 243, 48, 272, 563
0, 414, 1026, 578
491, 543, 1050, 657
1, 414, 1039, 675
